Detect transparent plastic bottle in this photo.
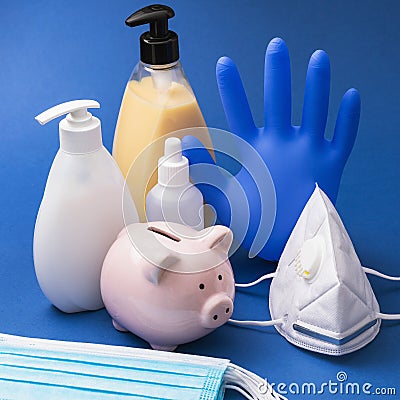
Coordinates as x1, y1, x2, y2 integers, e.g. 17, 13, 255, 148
112, 5, 213, 219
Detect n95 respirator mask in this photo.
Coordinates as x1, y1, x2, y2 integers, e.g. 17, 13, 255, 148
231, 185, 400, 356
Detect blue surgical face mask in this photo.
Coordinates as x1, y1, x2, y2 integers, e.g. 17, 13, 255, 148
0, 334, 285, 400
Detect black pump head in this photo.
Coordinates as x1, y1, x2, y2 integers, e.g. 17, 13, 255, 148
126, 4, 179, 65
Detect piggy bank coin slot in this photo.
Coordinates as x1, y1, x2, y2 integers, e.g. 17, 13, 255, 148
147, 226, 181, 242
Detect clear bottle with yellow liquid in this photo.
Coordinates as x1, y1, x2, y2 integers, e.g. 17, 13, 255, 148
112, 4, 213, 220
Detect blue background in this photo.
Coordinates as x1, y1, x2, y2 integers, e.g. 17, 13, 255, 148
0, 1, 399, 398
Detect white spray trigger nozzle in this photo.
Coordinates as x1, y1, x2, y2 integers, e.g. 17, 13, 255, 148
35, 100, 100, 125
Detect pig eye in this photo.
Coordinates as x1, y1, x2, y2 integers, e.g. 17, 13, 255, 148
218, 275, 223, 281
199, 283, 205, 290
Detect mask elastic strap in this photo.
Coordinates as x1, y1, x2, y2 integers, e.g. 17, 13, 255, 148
235, 272, 276, 288
224, 363, 287, 400
363, 266, 400, 281
229, 317, 284, 327
376, 312, 400, 320
363, 266, 400, 320
230, 272, 282, 327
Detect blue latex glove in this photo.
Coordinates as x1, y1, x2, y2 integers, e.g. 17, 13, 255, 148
182, 37, 361, 261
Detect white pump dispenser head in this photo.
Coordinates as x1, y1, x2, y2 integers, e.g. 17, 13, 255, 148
35, 100, 102, 154
33, 99, 140, 313
158, 137, 189, 187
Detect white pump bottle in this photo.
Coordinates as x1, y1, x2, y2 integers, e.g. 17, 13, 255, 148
34, 100, 138, 313
146, 137, 204, 230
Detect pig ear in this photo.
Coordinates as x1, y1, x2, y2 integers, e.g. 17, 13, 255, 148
143, 255, 179, 285
201, 225, 233, 254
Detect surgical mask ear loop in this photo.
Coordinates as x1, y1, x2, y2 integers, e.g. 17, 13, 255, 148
229, 272, 284, 327
224, 363, 287, 400
363, 266, 400, 320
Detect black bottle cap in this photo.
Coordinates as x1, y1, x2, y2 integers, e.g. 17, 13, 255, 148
125, 4, 179, 65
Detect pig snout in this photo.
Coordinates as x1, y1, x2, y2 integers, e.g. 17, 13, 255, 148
200, 293, 233, 329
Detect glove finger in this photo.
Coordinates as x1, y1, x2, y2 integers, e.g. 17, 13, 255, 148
216, 56, 256, 139
331, 88, 361, 162
182, 135, 216, 167
301, 50, 330, 137
264, 37, 292, 130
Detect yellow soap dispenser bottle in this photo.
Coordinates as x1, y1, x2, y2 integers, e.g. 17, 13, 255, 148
112, 4, 212, 219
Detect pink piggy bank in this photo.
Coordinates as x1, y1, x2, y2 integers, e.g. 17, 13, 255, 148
100, 221, 235, 351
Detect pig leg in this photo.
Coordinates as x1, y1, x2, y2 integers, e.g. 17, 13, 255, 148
150, 343, 177, 352
112, 319, 129, 332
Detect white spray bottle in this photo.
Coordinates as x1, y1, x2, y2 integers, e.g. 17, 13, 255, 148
146, 137, 204, 230
34, 100, 138, 313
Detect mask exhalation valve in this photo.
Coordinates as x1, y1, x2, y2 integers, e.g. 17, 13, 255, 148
294, 235, 325, 280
